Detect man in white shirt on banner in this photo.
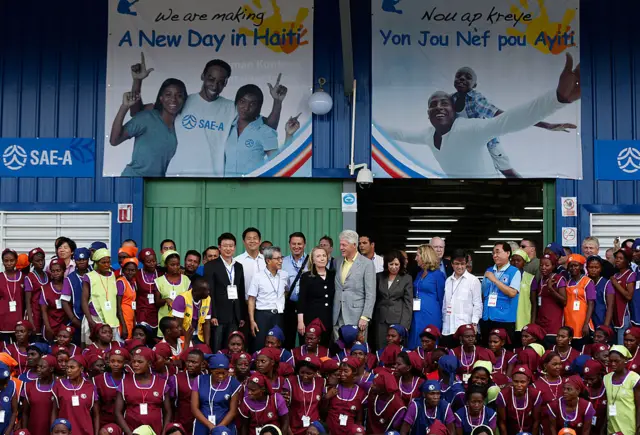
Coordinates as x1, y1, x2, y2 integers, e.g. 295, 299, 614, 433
235, 227, 266, 297
247, 246, 289, 352
440, 249, 482, 349
359, 234, 384, 273
381, 54, 581, 177
128, 54, 287, 176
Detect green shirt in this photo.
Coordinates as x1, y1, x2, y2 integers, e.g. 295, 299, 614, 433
122, 110, 177, 177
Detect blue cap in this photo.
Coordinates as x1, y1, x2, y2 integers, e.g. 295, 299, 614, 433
389, 324, 408, 341
310, 422, 326, 434
90, 241, 107, 251
546, 242, 565, 257
27, 342, 51, 355
51, 418, 72, 431
633, 239, 640, 251
339, 325, 359, 346
74, 247, 91, 261
0, 362, 9, 380
267, 325, 285, 343
570, 354, 592, 375
420, 379, 441, 393
350, 343, 368, 355
212, 427, 232, 435
206, 353, 230, 370
385, 432, 400, 435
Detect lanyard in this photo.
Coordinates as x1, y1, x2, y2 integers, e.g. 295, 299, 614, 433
450, 275, 465, 299
299, 376, 316, 417
68, 379, 84, 396
4, 272, 20, 302
465, 405, 485, 430
265, 270, 281, 296
224, 261, 235, 283
209, 377, 230, 417
512, 388, 529, 432
142, 270, 157, 294
98, 273, 111, 301
559, 397, 579, 423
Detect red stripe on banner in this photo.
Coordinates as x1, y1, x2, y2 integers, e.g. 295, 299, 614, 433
275, 143, 312, 177
372, 144, 406, 178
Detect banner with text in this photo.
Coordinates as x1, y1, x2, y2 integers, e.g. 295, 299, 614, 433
105, 0, 313, 178
0, 138, 95, 177
372, 0, 582, 179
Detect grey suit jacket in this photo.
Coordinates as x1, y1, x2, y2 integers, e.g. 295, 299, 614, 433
373, 272, 413, 329
333, 254, 376, 326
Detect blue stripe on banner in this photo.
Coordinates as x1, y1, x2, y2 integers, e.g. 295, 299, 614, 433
371, 137, 429, 179
259, 135, 313, 177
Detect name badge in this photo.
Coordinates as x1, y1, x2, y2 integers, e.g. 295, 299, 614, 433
537, 296, 542, 306
339, 414, 348, 426
0, 410, 5, 423
255, 427, 263, 435
413, 299, 421, 311
573, 301, 581, 311
131, 301, 137, 310
488, 293, 498, 308
592, 416, 597, 425
445, 305, 452, 315
227, 285, 238, 300
208, 415, 216, 424
302, 415, 311, 427
147, 293, 155, 304
104, 300, 112, 311
8, 301, 16, 312
71, 395, 80, 407
55, 298, 62, 310
462, 373, 471, 383
609, 404, 617, 416
140, 403, 148, 415
169, 290, 177, 299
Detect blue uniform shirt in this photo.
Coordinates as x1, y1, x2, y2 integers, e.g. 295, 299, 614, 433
122, 110, 178, 177
224, 116, 278, 176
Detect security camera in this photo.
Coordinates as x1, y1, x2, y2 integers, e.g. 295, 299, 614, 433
356, 167, 374, 187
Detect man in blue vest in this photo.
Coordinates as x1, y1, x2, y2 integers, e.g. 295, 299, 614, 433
480, 241, 521, 347
61, 247, 91, 345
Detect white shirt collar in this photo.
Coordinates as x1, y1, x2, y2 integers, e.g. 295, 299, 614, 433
237, 251, 264, 261
493, 263, 510, 272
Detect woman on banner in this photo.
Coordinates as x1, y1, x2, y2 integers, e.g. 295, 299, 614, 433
110, 78, 187, 177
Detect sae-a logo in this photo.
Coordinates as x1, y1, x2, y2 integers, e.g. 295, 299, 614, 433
595, 140, 640, 181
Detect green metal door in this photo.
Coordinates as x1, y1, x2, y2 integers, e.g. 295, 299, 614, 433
144, 180, 344, 255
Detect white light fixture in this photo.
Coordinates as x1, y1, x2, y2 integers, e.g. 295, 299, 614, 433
411, 206, 465, 210
480, 245, 494, 248
510, 218, 544, 222
405, 250, 417, 254
407, 237, 445, 241
410, 219, 458, 222
405, 244, 421, 248
488, 238, 508, 241
474, 251, 493, 254
524, 207, 543, 210
498, 230, 541, 234
408, 230, 451, 233
308, 78, 333, 115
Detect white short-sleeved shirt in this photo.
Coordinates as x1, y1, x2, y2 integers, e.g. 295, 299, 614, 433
166, 93, 236, 176
235, 252, 267, 298
248, 269, 289, 312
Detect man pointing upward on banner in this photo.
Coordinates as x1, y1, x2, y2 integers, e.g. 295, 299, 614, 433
128, 53, 288, 176
380, 53, 581, 178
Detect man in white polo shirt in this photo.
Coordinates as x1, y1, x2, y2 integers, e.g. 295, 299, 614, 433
235, 227, 266, 296
129, 56, 287, 176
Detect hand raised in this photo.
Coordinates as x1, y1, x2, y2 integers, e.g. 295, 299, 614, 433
285, 113, 301, 136
556, 53, 581, 104
131, 52, 154, 81
268, 73, 288, 102
122, 91, 140, 108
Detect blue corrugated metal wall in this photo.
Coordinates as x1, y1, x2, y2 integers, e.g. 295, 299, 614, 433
1, 0, 639, 244
556, 0, 640, 242
0, 0, 143, 246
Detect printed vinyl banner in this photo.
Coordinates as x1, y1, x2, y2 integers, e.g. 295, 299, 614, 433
372, 0, 582, 179
104, 0, 313, 177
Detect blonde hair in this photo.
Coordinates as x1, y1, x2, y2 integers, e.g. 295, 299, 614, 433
309, 246, 329, 277
416, 245, 439, 271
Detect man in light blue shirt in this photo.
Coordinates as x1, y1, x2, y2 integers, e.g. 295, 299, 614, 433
281, 231, 308, 349
224, 85, 279, 176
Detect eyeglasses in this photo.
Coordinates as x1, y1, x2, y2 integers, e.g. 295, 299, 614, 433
271, 257, 283, 261
520, 245, 530, 249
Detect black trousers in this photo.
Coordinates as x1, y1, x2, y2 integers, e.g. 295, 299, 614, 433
212, 320, 239, 353
480, 320, 516, 349
283, 299, 298, 350
252, 310, 284, 353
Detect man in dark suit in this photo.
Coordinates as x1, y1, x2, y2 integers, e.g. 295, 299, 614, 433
430, 236, 453, 277
204, 232, 247, 353
320, 235, 337, 270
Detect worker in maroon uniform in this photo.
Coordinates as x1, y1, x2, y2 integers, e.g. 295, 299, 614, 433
396, 351, 426, 405
22, 354, 55, 434
4, 320, 32, 375
0, 249, 26, 344
324, 356, 367, 435
231, 352, 252, 383
582, 358, 607, 434
115, 346, 172, 435
172, 347, 204, 429
284, 354, 325, 435
254, 347, 289, 396
415, 325, 440, 362
218, 330, 247, 358
94, 348, 129, 426
486, 328, 516, 376
293, 319, 330, 361
553, 326, 581, 376
544, 375, 594, 435
134, 249, 161, 332
41, 259, 70, 340
238, 372, 290, 435
534, 351, 566, 407
53, 326, 79, 357
496, 365, 542, 434
366, 367, 407, 433
52, 355, 100, 435
25, 247, 48, 337
533, 253, 567, 347
450, 324, 495, 383
624, 326, 640, 372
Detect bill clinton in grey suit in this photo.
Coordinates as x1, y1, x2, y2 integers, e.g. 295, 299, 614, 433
333, 230, 376, 340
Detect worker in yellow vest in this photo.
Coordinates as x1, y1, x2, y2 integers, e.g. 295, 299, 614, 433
171, 276, 212, 348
